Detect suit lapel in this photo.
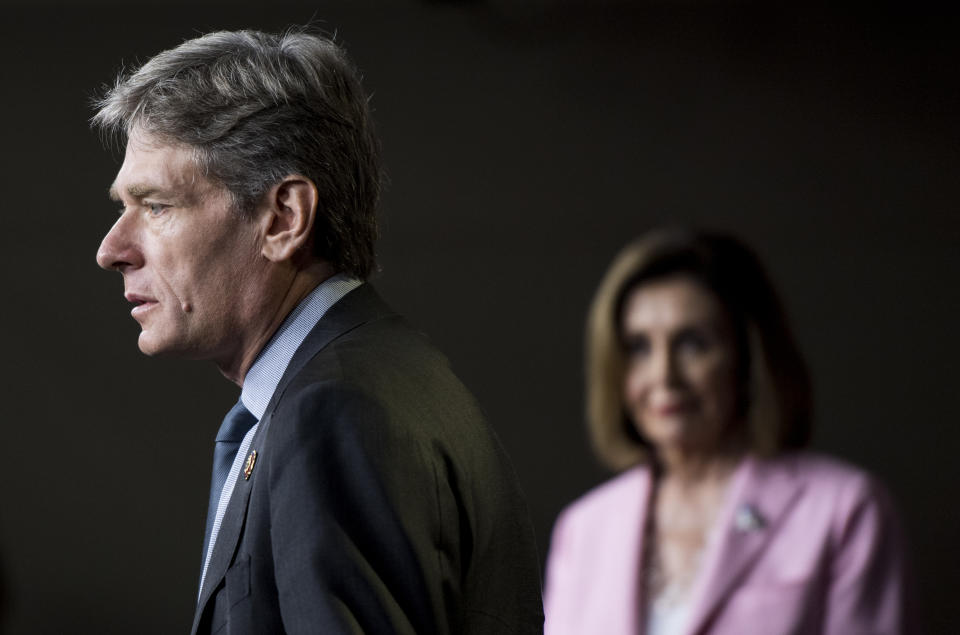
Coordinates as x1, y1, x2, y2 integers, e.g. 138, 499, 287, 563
191, 414, 269, 634
190, 283, 396, 633
683, 455, 804, 635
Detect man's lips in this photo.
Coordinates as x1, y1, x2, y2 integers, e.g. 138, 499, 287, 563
125, 292, 158, 315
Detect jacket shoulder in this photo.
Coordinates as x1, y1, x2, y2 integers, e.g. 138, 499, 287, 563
757, 451, 898, 529
770, 451, 882, 494
554, 466, 650, 533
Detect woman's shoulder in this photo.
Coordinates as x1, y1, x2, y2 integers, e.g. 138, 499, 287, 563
761, 450, 875, 483
556, 465, 652, 526
754, 451, 895, 515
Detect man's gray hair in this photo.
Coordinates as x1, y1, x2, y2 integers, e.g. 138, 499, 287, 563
93, 28, 382, 279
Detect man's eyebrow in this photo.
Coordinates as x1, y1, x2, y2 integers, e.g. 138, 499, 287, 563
107, 184, 162, 201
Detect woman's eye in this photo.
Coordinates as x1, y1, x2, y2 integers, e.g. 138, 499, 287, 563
676, 330, 709, 354
623, 335, 650, 357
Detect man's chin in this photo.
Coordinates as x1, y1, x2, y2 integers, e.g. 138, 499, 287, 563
137, 332, 176, 357
137, 331, 215, 362
137, 339, 163, 357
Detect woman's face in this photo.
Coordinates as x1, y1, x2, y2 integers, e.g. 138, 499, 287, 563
621, 274, 742, 458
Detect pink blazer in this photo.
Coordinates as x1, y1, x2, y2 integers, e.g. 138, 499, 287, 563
544, 453, 915, 635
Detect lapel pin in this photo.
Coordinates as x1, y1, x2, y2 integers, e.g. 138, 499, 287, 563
734, 504, 765, 532
243, 450, 258, 480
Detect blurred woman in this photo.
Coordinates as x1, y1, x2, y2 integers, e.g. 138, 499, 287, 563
544, 229, 914, 634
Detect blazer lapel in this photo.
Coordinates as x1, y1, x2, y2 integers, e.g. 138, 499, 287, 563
683, 455, 805, 635
191, 414, 270, 634
626, 469, 654, 633
190, 283, 395, 633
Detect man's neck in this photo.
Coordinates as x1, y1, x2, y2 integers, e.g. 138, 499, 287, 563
218, 262, 336, 385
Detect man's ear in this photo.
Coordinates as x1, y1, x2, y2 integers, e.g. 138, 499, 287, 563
260, 176, 318, 263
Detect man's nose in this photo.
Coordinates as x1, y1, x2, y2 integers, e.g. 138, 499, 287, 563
96, 213, 143, 271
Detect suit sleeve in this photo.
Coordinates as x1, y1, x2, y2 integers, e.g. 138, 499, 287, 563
264, 381, 447, 635
824, 475, 918, 635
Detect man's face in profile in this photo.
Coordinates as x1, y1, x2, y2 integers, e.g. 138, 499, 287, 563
97, 128, 265, 363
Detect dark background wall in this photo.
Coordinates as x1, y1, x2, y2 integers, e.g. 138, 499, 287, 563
0, 1, 956, 633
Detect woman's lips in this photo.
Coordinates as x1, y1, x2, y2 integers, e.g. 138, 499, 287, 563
652, 402, 693, 416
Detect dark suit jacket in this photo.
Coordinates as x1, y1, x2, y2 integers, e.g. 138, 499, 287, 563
191, 284, 544, 634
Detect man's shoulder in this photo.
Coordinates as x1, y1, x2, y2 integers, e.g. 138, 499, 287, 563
269, 295, 485, 445
304, 283, 448, 374
302, 308, 459, 397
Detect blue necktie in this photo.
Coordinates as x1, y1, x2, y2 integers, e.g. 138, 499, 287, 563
202, 400, 257, 565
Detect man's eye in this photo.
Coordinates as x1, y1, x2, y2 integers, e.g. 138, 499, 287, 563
147, 203, 169, 216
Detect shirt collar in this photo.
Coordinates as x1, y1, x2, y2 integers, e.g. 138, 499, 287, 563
240, 274, 362, 420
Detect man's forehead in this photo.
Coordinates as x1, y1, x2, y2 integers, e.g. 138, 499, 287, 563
108, 135, 208, 201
